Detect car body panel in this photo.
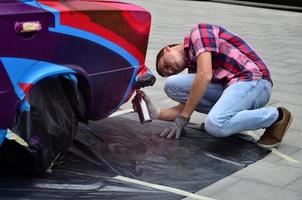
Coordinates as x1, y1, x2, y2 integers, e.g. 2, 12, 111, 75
0, 0, 153, 130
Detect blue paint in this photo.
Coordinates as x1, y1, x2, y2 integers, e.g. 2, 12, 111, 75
0, 129, 7, 145
0, 57, 37, 99
1, 57, 75, 100
22, 1, 141, 113
20, 60, 75, 84
20, 100, 30, 112
52, 26, 139, 67
135, 68, 154, 82
115, 65, 139, 110
20, 0, 38, 5
25, 1, 139, 110
63, 74, 78, 85
28, 1, 139, 67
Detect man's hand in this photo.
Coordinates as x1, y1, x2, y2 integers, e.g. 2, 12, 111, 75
159, 116, 189, 139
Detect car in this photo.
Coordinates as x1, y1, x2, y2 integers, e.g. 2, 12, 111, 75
0, 0, 155, 175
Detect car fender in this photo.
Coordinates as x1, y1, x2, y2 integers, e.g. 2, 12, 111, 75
1, 57, 78, 99
0, 57, 91, 128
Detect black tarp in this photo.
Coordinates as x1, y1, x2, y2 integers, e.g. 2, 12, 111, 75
0, 112, 269, 199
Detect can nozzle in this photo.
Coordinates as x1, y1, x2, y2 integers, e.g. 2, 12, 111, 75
132, 90, 152, 124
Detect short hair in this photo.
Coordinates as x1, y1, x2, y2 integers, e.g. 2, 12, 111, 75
156, 43, 179, 77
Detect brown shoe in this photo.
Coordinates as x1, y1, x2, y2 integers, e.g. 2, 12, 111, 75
258, 107, 293, 149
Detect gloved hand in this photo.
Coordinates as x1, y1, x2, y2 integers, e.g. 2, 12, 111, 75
159, 116, 189, 139
141, 91, 160, 119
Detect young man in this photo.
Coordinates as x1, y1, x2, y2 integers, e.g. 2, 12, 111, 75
144, 23, 292, 149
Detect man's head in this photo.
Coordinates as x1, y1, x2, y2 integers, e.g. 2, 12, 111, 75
156, 43, 188, 77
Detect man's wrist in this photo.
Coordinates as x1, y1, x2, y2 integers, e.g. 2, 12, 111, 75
180, 114, 190, 123
175, 116, 189, 130
156, 108, 161, 119
178, 115, 190, 124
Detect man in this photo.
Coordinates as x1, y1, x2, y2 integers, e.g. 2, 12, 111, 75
144, 23, 292, 149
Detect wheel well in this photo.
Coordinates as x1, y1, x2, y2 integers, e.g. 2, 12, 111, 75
60, 74, 90, 123
76, 74, 91, 119
19, 73, 91, 123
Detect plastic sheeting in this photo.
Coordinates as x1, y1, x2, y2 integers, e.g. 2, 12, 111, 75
0, 112, 269, 199
0, 76, 79, 176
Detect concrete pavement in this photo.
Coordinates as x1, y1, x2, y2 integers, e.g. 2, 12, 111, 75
123, 0, 302, 199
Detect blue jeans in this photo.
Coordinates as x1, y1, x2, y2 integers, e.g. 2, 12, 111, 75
164, 74, 278, 137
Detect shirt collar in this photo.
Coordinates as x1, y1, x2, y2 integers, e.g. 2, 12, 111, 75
183, 35, 196, 72
183, 35, 191, 64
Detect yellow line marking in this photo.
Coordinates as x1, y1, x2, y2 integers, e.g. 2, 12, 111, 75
113, 175, 215, 200
271, 148, 300, 163
242, 131, 300, 164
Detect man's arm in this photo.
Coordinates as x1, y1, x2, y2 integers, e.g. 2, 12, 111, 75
181, 51, 213, 120
159, 103, 185, 121
142, 92, 184, 121
158, 51, 213, 139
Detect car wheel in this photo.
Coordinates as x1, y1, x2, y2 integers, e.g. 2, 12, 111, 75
6, 76, 80, 176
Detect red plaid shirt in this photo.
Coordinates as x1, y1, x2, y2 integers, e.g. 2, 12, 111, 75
184, 23, 272, 86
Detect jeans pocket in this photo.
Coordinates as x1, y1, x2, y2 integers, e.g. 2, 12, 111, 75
263, 81, 272, 102
253, 80, 272, 108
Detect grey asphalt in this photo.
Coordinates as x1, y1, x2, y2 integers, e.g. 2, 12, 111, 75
122, 0, 302, 199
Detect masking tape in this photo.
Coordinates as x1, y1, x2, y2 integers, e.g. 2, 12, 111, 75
242, 131, 260, 140
109, 109, 133, 118
113, 175, 215, 200
5, 129, 28, 147
271, 148, 300, 163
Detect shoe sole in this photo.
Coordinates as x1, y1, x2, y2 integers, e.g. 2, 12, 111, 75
257, 114, 293, 149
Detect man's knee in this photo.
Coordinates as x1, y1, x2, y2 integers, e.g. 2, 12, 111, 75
164, 75, 182, 101
204, 114, 231, 137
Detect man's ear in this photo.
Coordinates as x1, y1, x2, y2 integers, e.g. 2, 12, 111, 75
164, 46, 170, 52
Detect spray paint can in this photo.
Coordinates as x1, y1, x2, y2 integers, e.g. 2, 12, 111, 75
132, 90, 152, 124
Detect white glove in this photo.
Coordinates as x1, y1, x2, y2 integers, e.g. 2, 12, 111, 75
141, 92, 160, 119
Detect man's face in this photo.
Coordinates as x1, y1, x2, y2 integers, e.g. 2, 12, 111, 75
158, 46, 186, 77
